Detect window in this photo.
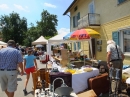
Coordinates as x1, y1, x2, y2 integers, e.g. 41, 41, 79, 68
112, 28, 130, 54
122, 29, 130, 52
118, 0, 127, 4
73, 12, 80, 28
88, 1, 95, 13
74, 6, 78, 12
73, 42, 81, 51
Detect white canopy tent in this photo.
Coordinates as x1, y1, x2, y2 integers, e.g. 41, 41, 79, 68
32, 36, 48, 45
48, 32, 68, 44
0, 41, 7, 48
0, 41, 7, 45
47, 32, 69, 57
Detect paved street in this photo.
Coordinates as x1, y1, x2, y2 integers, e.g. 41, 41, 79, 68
0, 60, 46, 97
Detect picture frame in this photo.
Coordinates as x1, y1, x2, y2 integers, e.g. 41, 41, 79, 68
97, 40, 102, 45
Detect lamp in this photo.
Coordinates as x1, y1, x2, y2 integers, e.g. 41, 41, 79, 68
52, 77, 73, 97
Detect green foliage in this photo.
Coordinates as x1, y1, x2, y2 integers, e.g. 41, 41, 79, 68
0, 12, 27, 44
36, 9, 58, 37
0, 9, 58, 46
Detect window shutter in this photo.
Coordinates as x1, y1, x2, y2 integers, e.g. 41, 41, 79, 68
75, 16, 78, 27
77, 12, 80, 20
88, 1, 95, 13
74, 42, 76, 51
77, 42, 81, 50
112, 31, 120, 46
73, 16, 75, 28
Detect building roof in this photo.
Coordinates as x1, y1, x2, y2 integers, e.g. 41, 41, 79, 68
63, 0, 77, 15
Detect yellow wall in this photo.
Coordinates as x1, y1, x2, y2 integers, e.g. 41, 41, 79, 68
95, 0, 130, 24
70, 0, 91, 31
69, 0, 130, 64
98, 15, 130, 64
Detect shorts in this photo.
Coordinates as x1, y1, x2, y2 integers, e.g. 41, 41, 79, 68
0, 70, 18, 92
25, 66, 36, 74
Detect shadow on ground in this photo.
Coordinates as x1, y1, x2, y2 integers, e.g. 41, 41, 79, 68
100, 83, 129, 97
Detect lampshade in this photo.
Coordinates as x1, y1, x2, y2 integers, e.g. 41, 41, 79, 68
55, 87, 73, 96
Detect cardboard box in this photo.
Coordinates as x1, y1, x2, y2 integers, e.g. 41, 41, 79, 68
77, 90, 97, 97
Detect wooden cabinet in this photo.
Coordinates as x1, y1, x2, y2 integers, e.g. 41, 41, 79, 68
61, 49, 68, 60
53, 49, 69, 67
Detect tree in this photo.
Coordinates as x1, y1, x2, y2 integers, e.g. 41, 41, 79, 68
0, 12, 27, 44
36, 9, 58, 37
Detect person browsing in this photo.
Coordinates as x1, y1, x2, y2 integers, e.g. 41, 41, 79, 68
107, 40, 125, 93
0, 40, 24, 97
23, 47, 38, 95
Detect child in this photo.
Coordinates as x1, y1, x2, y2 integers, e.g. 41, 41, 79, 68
23, 47, 38, 95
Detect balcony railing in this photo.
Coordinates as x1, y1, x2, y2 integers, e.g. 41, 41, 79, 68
78, 13, 100, 29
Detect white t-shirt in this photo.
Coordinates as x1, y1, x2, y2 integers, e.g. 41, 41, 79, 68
107, 44, 122, 60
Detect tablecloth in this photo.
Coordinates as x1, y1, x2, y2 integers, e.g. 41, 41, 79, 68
72, 68, 99, 93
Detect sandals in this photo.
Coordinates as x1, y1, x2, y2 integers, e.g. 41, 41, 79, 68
23, 89, 27, 96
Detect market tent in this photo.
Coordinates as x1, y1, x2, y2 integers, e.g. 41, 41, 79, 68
32, 36, 48, 45
0, 41, 7, 48
48, 32, 69, 43
47, 32, 69, 57
0, 41, 7, 45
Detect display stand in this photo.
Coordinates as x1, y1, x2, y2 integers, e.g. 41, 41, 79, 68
53, 49, 69, 67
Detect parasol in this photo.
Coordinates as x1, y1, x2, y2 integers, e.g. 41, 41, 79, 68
70, 29, 100, 40
63, 32, 73, 40
70, 29, 100, 66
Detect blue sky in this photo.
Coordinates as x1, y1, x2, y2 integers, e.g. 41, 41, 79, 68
0, 0, 73, 34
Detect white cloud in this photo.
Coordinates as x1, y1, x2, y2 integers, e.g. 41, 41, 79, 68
0, 4, 9, 10
44, 3, 56, 8
14, 4, 29, 12
58, 28, 70, 34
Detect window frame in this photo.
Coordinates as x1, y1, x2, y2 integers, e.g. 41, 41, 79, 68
119, 28, 130, 56
73, 12, 80, 28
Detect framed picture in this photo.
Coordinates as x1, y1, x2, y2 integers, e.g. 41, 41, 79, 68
97, 40, 102, 45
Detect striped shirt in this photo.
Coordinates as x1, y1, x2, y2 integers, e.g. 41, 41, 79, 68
0, 46, 23, 69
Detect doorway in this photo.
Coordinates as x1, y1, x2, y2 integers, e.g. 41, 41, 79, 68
89, 38, 96, 59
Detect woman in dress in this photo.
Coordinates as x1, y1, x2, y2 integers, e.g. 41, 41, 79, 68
23, 47, 38, 95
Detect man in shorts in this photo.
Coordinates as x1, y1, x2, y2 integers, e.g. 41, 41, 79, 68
0, 40, 24, 97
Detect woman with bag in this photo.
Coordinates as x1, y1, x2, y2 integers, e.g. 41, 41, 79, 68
23, 47, 38, 95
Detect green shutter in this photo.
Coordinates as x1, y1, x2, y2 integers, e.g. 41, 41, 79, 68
74, 42, 76, 51
112, 31, 119, 46
77, 12, 80, 20
77, 42, 81, 50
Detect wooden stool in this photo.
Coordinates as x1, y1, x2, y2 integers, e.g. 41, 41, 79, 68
32, 70, 40, 92
32, 68, 50, 92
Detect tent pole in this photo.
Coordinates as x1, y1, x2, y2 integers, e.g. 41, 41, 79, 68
83, 41, 85, 66
89, 38, 94, 66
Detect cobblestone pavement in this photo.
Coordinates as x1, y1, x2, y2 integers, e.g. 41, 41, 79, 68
0, 60, 46, 97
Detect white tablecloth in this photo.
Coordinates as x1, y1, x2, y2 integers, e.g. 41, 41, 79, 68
72, 68, 99, 93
